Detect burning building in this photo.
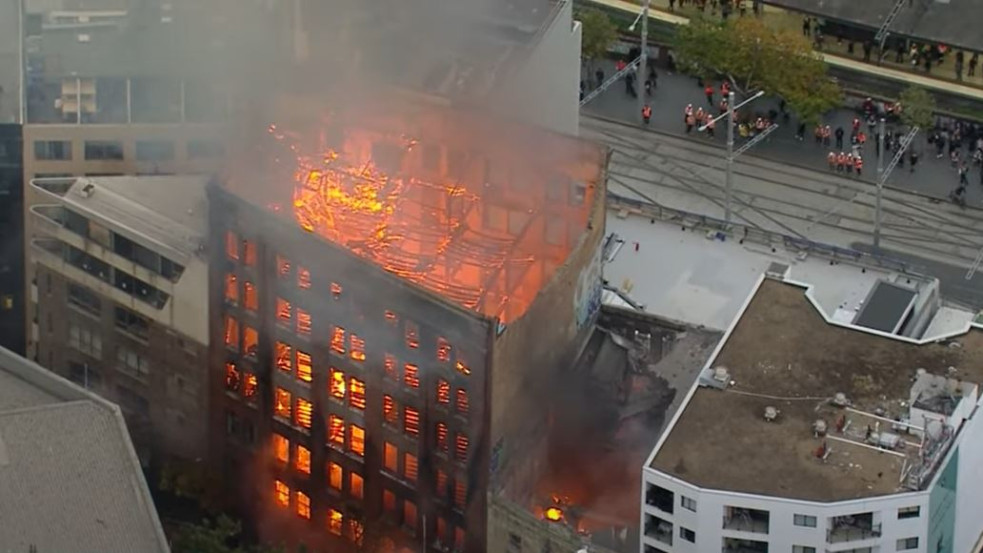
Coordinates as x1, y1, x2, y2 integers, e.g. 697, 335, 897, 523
208, 93, 608, 552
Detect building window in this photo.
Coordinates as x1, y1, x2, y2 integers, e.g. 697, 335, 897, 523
404, 364, 420, 389
329, 368, 346, 400
455, 389, 469, 416
274, 480, 290, 508
115, 346, 149, 380
403, 500, 417, 530
381, 396, 399, 427
404, 406, 420, 436
385, 310, 397, 325
383, 489, 397, 513
67, 283, 101, 316
225, 410, 239, 437
349, 378, 366, 410
276, 342, 292, 373
296, 398, 313, 430
243, 282, 258, 311
83, 140, 125, 160
347, 519, 364, 546
296, 308, 312, 336
350, 424, 365, 457
34, 140, 72, 160
454, 480, 466, 509
242, 240, 257, 266
224, 273, 238, 304
276, 298, 292, 325
69, 323, 103, 359
331, 282, 342, 299
225, 362, 241, 393
297, 267, 311, 289
187, 139, 224, 158
405, 321, 419, 349
436, 422, 449, 452
328, 462, 343, 490
455, 434, 469, 462
454, 527, 465, 551
437, 379, 450, 404
681, 496, 696, 512
328, 509, 343, 536
225, 231, 239, 260
383, 442, 398, 472
243, 373, 258, 400
897, 506, 920, 519
350, 334, 365, 361
350, 472, 364, 499
384, 354, 398, 380
295, 491, 311, 519
436, 469, 448, 497
330, 326, 346, 355
404, 453, 418, 482
223, 316, 239, 350
135, 140, 175, 161
242, 326, 258, 357
274, 388, 292, 420
296, 350, 312, 383
897, 537, 919, 550
295, 445, 311, 474
276, 255, 291, 277
114, 307, 149, 340
273, 434, 289, 464
793, 514, 817, 528
328, 414, 345, 447
679, 527, 695, 543
792, 546, 816, 553
437, 338, 451, 362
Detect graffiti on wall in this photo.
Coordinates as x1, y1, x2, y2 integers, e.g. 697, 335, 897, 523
574, 246, 603, 330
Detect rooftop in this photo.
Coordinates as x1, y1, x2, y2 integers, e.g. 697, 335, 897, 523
761, 0, 983, 53
649, 278, 983, 502
32, 175, 209, 262
0, 346, 169, 553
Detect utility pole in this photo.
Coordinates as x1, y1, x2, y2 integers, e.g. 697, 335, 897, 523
873, 126, 919, 250
725, 90, 735, 224
875, 118, 885, 248
637, 0, 650, 123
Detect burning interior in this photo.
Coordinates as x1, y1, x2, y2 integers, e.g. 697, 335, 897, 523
229, 99, 601, 323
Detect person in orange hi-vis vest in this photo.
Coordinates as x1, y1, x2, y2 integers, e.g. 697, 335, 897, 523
642, 104, 652, 125
854, 156, 863, 176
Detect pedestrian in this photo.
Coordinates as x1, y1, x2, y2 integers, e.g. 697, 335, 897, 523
845, 152, 855, 174
796, 122, 806, 141
863, 41, 872, 62
971, 53, 979, 77
642, 104, 652, 125
858, 131, 867, 148
895, 42, 905, 64
802, 16, 811, 36
719, 97, 729, 114
625, 71, 637, 98
909, 149, 919, 172
814, 124, 823, 145
822, 125, 831, 146
827, 151, 837, 171
854, 155, 863, 177
951, 149, 961, 168
866, 114, 876, 133
852, 117, 861, 133
835, 126, 844, 149
706, 115, 716, 138
669, 0, 676, 10
645, 79, 653, 97
705, 84, 714, 106
685, 112, 696, 134
936, 135, 946, 158
595, 68, 604, 89
956, 59, 965, 81
836, 152, 846, 172
696, 107, 706, 125
959, 163, 970, 185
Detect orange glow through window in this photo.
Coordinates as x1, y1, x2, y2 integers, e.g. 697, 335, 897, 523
274, 480, 289, 508
296, 350, 312, 383
349, 378, 366, 410
455, 434, 469, 462
243, 240, 257, 266
328, 414, 345, 447
328, 462, 343, 490
350, 334, 365, 361
404, 453, 418, 482
331, 282, 343, 299
296, 491, 311, 519
244, 282, 258, 311
330, 326, 346, 355
224, 316, 239, 349
273, 433, 288, 463
436, 422, 449, 452
298, 267, 311, 289
296, 308, 312, 336
243, 326, 258, 356
384, 354, 397, 380
385, 310, 397, 325
437, 338, 451, 362
225, 231, 239, 260
275, 342, 292, 373
329, 368, 346, 400
276, 298, 292, 324
274, 388, 292, 419
383, 395, 398, 424
348, 519, 364, 546
404, 406, 420, 436
436, 469, 448, 495
328, 509, 343, 536
454, 480, 466, 509
405, 322, 419, 349
224, 273, 238, 303
404, 364, 419, 389
456, 389, 469, 416
276, 254, 291, 277
437, 379, 450, 404
350, 424, 365, 457
243, 373, 258, 399
350, 472, 364, 499
296, 398, 313, 429
296, 445, 311, 474
225, 362, 240, 392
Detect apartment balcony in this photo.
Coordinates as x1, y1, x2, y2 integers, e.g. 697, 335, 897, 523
827, 522, 882, 544
644, 514, 673, 547
723, 507, 770, 535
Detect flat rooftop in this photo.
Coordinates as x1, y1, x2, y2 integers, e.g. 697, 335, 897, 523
0, 347, 169, 553
649, 278, 983, 502
761, 0, 983, 53
32, 175, 208, 261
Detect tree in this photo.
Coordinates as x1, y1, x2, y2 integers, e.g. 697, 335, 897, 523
898, 85, 936, 129
577, 8, 617, 70
171, 515, 286, 553
673, 15, 841, 124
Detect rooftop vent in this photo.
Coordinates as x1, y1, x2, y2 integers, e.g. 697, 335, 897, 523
713, 366, 730, 383
766, 262, 790, 279
813, 419, 828, 437
832, 392, 850, 407
764, 406, 779, 422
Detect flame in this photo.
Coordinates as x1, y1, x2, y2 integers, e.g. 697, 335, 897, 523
545, 507, 563, 522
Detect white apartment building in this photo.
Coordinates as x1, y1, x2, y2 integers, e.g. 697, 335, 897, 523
27, 174, 210, 461
641, 274, 983, 553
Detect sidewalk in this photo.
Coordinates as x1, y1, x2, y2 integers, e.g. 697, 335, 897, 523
586, 0, 983, 105
581, 58, 983, 207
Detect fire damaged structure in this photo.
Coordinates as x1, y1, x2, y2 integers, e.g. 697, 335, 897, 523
209, 97, 608, 552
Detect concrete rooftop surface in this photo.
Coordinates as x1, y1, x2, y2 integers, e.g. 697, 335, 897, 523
649, 278, 983, 502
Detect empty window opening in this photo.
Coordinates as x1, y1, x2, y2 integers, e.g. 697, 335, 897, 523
328, 462, 343, 490
349, 378, 366, 410
276, 298, 292, 325
225, 362, 240, 392
383, 395, 399, 424
436, 470, 448, 497
384, 354, 398, 380
296, 445, 311, 474
404, 364, 420, 389
276, 255, 291, 277
328, 414, 345, 447
331, 326, 346, 355
243, 373, 258, 400
296, 308, 312, 336
224, 316, 239, 350
437, 338, 451, 362
243, 240, 257, 266
274, 480, 289, 508
296, 398, 313, 430
224, 273, 238, 303
403, 500, 417, 529
296, 350, 312, 383
297, 267, 311, 290
276, 342, 292, 373
243, 326, 258, 357
244, 282, 258, 311
296, 491, 311, 519
328, 509, 343, 536
274, 388, 292, 420
225, 231, 239, 260
273, 434, 289, 464
330, 368, 346, 400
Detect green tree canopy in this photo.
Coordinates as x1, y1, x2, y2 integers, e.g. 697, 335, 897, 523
898, 85, 936, 129
171, 515, 285, 553
577, 8, 618, 64
673, 16, 841, 124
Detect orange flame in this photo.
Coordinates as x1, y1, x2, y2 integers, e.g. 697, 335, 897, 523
545, 507, 563, 522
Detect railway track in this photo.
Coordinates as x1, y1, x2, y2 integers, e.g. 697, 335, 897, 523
582, 115, 983, 268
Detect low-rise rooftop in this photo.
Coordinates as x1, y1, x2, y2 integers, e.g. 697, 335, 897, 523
649, 278, 983, 502
0, 346, 169, 552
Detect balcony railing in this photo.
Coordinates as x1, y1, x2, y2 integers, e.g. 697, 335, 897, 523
827, 523, 882, 543
644, 524, 673, 546
723, 516, 769, 534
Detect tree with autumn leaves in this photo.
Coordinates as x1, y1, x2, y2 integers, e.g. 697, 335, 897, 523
673, 16, 841, 124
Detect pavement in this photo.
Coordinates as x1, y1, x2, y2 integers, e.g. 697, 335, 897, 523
581, 59, 983, 207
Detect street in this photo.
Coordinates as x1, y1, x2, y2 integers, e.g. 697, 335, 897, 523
582, 59, 983, 207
